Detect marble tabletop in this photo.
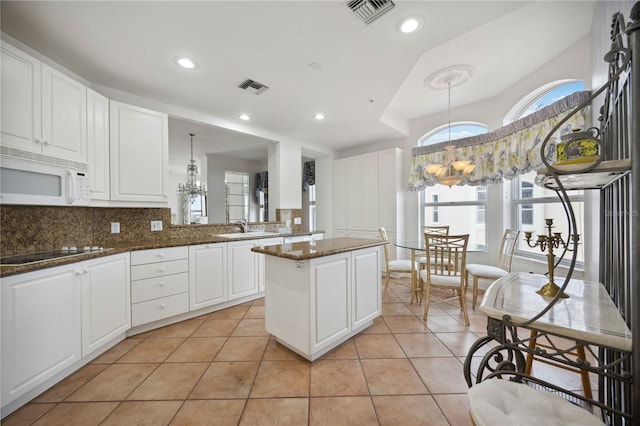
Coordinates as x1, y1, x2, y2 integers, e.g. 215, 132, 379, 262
251, 237, 386, 261
480, 272, 632, 352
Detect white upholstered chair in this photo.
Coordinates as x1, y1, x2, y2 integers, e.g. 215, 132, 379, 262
417, 225, 449, 270
465, 229, 520, 309
468, 379, 604, 426
379, 227, 416, 292
419, 233, 469, 325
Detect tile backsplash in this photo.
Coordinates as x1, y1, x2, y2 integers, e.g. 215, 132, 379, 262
0, 205, 287, 256
275, 209, 303, 232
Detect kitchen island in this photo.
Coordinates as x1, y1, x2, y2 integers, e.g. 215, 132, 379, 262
251, 237, 385, 360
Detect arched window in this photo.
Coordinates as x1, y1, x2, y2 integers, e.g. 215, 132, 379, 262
420, 122, 488, 249
509, 80, 585, 263
419, 123, 488, 146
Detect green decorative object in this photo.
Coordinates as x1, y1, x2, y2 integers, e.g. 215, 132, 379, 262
555, 127, 600, 165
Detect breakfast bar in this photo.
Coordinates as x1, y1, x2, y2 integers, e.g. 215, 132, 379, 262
251, 237, 385, 360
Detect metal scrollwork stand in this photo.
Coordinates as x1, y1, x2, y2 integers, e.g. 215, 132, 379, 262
463, 10, 634, 425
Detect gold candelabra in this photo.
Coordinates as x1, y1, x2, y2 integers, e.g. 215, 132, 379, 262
524, 218, 579, 298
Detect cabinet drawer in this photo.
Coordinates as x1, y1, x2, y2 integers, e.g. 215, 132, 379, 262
131, 247, 188, 265
131, 259, 188, 281
131, 292, 189, 327
131, 272, 188, 304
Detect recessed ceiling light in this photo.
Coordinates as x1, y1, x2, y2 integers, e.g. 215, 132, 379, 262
239, 114, 251, 121
314, 113, 325, 121
399, 17, 423, 34
175, 57, 196, 69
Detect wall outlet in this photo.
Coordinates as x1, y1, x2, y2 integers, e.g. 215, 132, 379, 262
110, 222, 120, 234
294, 217, 302, 225
150, 220, 163, 231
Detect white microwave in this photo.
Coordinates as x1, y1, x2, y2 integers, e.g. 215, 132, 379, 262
0, 155, 90, 206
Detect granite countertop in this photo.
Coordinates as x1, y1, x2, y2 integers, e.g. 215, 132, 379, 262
0, 231, 324, 277
251, 237, 387, 261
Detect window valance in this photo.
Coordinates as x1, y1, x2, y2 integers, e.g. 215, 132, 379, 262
303, 161, 315, 192
255, 171, 268, 202
407, 91, 591, 190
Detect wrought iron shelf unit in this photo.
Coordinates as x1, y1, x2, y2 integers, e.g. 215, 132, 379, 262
534, 159, 631, 190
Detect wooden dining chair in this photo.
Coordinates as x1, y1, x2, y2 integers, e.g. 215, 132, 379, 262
419, 233, 470, 325
379, 227, 415, 292
465, 229, 520, 309
418, 225, 450, 272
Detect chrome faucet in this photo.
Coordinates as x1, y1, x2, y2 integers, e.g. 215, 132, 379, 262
235, 221, 247, 233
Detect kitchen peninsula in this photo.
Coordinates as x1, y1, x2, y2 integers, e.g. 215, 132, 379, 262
252, 237, 385, 360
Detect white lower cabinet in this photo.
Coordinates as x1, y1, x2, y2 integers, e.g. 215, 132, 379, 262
227, 240, 259, 300
189, 243, 227, 310
1, 252, 131, 409
2, 264, 82, 407
351, 246, 381, 329
130, 246, 189, 327
81, 252, 130, 357
257, 237, 282, 292
310, 253, 351, 351
265, 245, 381, 360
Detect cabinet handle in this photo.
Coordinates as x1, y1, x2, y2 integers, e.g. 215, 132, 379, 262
83, 269, 90, 274
160, 303, 166, 309
42, 139, 50, 145
158, 282, 165, 287
75, 270, 82, 276
159, 267, 166, 274
157, 253, 165, 258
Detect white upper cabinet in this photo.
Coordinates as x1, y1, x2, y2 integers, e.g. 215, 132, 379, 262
346, 156, 362, 230
41, 64, 87, 162
332, 148, 403, 247
0, 43, 41, 151
1, 43, 87, 163
87, 89, 110, 200
361, 152, 379, 232
109, 101, 168, 203
333, 158, 348, 230
378, 148, 402, 231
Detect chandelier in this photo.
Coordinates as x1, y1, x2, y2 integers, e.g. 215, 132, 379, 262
178, 133, 207, 223
424, 66, 475, 187
426, 144, 475, 187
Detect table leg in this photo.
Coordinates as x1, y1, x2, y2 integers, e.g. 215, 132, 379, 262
410, 249, 416, 303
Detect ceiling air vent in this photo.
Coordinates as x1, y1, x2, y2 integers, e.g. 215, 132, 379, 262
347, 0, 395, 25
238, 79, 270, 95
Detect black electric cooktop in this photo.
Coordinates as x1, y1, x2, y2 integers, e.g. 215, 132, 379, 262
0, 248, 111, 265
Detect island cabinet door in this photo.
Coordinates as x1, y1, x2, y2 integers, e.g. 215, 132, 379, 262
351, 246, 381, 329
310, 252, 351, 352
189, 243, 227, 310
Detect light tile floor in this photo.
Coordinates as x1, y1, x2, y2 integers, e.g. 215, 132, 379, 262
3, 277, 594, 425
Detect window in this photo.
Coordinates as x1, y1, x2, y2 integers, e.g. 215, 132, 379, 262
419, 123, 488, 147
520, 182, 534, 225
420, 123, 489, 250
431, 194, 439, 223
308, 184, 316, 232
476, 187, 486, 225
508, 81, 585, 264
